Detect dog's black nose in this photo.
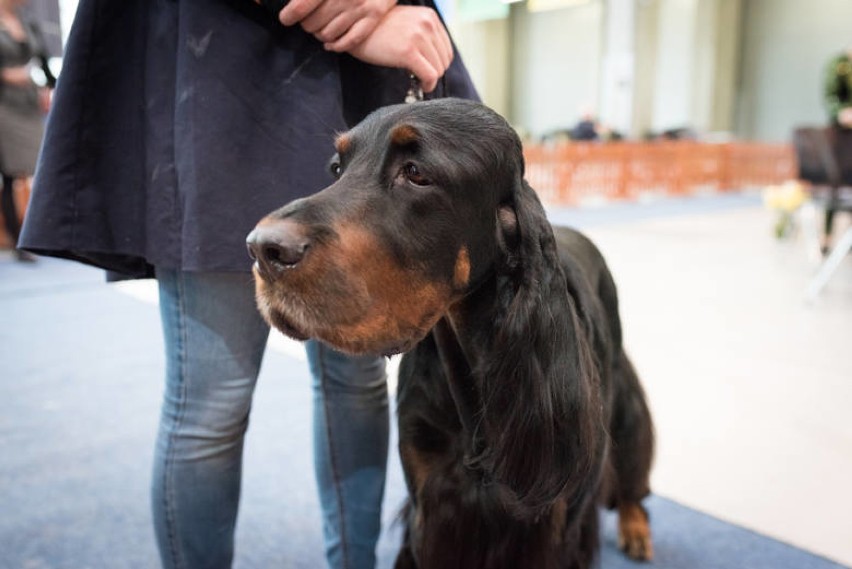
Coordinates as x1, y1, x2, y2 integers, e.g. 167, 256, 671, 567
246, 221, 310, 277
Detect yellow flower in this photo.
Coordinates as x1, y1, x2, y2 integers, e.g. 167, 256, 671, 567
763, 181, 807, 213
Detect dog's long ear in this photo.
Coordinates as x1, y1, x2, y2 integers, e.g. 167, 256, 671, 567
478, 179, 606, 518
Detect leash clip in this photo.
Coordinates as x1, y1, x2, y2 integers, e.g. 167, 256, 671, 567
405, 74, 424, 104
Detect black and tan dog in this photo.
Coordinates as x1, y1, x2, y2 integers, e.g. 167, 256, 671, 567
247, 98, 655, 569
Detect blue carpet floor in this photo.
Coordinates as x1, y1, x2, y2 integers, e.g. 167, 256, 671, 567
1, 195, 847, 569
545, 191, 764, 229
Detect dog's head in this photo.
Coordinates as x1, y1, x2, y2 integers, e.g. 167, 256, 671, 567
247, 98, 525, 355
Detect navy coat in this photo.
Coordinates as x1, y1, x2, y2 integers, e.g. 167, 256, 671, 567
20, 0, 477, 277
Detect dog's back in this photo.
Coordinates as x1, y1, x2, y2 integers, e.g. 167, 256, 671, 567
553, 225, 655, 559
553, 226, 623, 355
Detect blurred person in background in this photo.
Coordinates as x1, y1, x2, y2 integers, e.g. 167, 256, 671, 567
821, 46, 852, 252
571, 106, 600, 141
18, 1, 477, 568
0, 0, 54, 262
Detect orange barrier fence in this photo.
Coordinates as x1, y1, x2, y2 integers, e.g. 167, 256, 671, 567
523, 141, 796, 206
1, 143, 796, 249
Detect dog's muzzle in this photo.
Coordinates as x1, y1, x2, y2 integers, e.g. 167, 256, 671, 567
246, 219, 310, 280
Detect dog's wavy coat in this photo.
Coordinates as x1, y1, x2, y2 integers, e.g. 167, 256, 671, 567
247, 99, 655, 569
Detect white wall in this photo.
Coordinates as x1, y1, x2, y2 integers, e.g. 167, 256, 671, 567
600, 0, 636, 135
510, 2, 604, 137
58, 0, 78, 45
736, 0, 852, 141
454, 18, 512, 119
651, 0, 698, 132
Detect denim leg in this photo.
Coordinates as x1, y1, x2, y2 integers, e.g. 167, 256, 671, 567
308, 340, 389, 569
152, 269, 269, 569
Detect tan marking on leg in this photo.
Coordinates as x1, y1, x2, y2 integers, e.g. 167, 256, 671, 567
618, 502, 654, 561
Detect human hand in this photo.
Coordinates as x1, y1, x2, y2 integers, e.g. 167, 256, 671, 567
38, 87, 52, 114
278, 0, 395, 53
346, 5, 453, 93
839, 107, 852, 128
1, 66, 32, 87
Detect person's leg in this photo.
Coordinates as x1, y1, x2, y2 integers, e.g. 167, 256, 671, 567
0, 175, 19, 242
1, 175, 35, 262
823, 204, 837, 254
308, 340, 389, 569
152, 269, 270, 569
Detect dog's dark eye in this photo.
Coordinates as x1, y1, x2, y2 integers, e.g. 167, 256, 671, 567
329, 161, 342, 179
404, 163, 431, 186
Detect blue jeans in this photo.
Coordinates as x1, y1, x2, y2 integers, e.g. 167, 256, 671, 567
152, 269, 388, 569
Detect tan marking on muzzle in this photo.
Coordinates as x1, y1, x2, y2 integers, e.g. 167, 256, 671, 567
298, 223, 453, 353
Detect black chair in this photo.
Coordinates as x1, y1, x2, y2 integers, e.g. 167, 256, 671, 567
793, 126, 852, 299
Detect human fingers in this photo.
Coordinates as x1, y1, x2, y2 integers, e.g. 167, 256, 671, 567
323, 18, 376, 53
345, 6, 450, 91
303, 7, 355, 39
415, 32, 446, 91
410, 9, 452, 87
402, 8, 452, 73
279, 0, 324, 26
297, 0, 395, 40
408, 51, 441, 93
435, 16, 454, 71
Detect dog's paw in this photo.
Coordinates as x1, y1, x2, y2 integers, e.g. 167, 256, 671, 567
618, 503, 654, 561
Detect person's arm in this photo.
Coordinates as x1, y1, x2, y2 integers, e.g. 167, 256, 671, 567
278, 0, 395, 53
282, 2, 453, 93
253, 0, 453, 93
29, 22, 57, 89
0, 66, 31, 87
254, 0, 395, 53
343, 5, 453, 93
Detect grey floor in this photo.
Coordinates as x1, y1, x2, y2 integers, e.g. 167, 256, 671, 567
570, 196, 852, 567
2, 193, 850, 568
